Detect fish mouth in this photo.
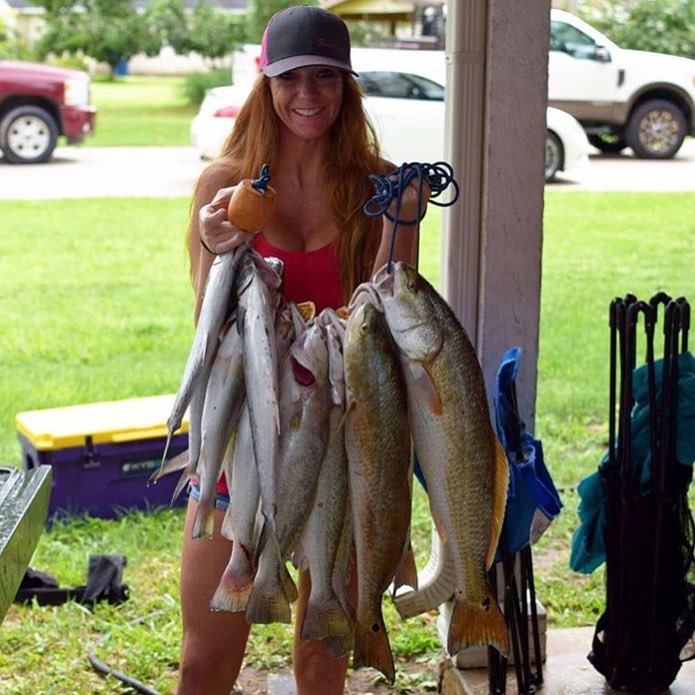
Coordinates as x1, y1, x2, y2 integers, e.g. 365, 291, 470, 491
372, 265, 394, 296
347, 282, 383, 313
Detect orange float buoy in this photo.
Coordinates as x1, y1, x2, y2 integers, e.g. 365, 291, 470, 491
227, 164, 277, 233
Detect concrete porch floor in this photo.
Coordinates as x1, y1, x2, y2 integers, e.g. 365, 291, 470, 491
266, 626, 695, 694
440, 626, 695, 695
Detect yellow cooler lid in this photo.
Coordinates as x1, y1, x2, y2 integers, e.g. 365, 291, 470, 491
15, 394, 189, 450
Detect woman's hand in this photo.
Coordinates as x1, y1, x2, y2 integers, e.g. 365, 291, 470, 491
386, 168, 431, 225
199, 185, 254, 255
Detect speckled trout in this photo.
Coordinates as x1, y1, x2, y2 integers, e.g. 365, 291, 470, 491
373, 262, 510, 659
344, 300, 412, 684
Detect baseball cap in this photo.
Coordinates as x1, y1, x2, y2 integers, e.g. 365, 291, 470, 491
259, 6, 356, 78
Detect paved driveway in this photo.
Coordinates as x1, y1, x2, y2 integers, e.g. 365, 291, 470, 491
0, 146, 208, 200
550, 137, 695, 191
1, 139, 694, 199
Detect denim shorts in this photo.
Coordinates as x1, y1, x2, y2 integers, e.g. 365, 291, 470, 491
188, 481, 231, 511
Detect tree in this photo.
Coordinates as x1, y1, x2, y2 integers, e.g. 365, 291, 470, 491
185, 3, 246, 67
246, 0, 318, 44
579, 0, 695, 60
32, 0, 162, 76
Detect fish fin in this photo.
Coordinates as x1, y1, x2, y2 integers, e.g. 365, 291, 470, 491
392, 540, 419, 593
292, 541, 308, 572
170, 468, 193, 507
405, 361, 442, 415
281, 563, 298, 603
149, 448, 189, 485
210, 561, 254, 613
353, 616, 395, 684
430, 509, 448, 543
447, 594, 510, 658
301, 595, 352, 641
335, 399, 355, 437
485, 437, 511, 569
245, 577, 292, 625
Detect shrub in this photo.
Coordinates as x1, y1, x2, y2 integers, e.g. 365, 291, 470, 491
182, 67, 232, 106
46, 53, 90, 72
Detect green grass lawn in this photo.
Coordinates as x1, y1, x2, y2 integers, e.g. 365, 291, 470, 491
1, 191, 694, 693
89, 76, 198, 147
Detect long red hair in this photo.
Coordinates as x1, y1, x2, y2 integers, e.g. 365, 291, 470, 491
192, 72, 387, 304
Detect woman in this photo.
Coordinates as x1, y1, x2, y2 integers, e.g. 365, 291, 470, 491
177, 7, 430, 694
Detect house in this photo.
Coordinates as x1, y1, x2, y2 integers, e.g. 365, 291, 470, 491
1, 0, 45, 47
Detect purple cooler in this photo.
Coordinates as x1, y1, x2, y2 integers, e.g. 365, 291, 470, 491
16, 395, 189, 520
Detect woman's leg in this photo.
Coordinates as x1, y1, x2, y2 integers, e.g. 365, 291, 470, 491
176, 497, 251, 695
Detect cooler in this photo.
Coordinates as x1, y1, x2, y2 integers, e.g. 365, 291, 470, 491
16, 394, 189, 520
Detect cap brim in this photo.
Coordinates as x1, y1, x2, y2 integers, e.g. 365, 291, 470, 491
263, 55, 357, 78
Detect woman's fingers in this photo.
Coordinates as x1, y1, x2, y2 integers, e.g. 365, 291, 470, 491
209, 185, 237, 209
199, 202, 248, 254
214, 231, 255, 255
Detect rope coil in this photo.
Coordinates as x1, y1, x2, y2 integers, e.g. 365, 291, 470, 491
364, 161, 460, 272
363, 161, 460, 224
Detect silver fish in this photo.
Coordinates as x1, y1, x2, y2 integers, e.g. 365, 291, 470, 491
161, 245, 244, 465
211, 405, 263, 612
245, 321, 331, 624
237, 251, 282, 537
297, 322, 351, 641
192, 315, 246, 538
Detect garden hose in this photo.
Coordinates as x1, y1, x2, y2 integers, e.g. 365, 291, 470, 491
87, 611, 165, 695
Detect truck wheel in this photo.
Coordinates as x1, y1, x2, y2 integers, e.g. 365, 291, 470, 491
545, 130, 563, 182
625, 99, 687, 159
0, 106, 59, 164
589, 133, 626, 154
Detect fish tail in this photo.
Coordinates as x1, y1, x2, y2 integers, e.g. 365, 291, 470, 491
301, 594, 352, 641
447, 594, 510, 658
191, 502, 214, 539
245, 579, 292, 625
352, 615, 395, 684
322, 632, 354, 660
210, 566, 254, 613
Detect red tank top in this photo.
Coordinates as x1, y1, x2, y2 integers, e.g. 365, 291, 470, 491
213, 235, 344, 496
251, 234, 343, 312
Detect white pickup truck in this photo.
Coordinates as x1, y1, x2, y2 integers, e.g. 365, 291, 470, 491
549, 9, 695, 158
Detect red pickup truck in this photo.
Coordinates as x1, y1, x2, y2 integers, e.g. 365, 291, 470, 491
0, 60, 97, 164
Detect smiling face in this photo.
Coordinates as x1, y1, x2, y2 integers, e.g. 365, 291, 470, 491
269, 66, 345, 143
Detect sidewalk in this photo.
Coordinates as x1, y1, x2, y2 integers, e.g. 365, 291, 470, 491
441, 626, 695, 695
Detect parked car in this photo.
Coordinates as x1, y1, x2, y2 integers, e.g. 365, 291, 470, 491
549, 9, 695, 159
0, 60, 97, 164
190, 56, 589, 183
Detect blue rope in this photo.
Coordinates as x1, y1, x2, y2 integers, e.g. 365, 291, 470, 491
363, 161, 459, 224
363, 161, 460, 272
251, 163, 272, 194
